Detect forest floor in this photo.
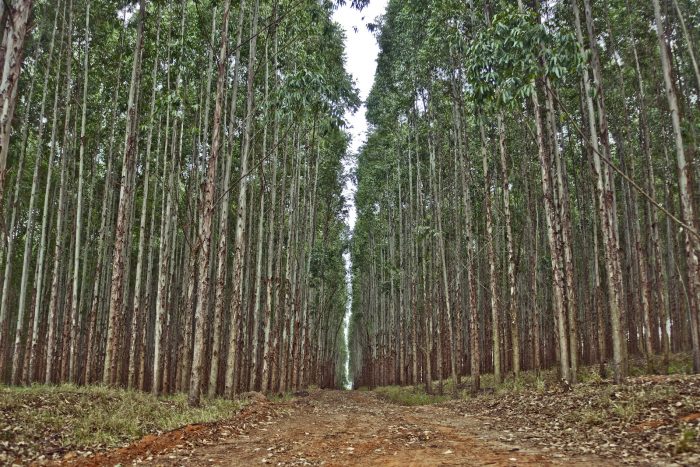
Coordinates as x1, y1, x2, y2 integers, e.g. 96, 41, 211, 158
2, 363, 699, 465
447, 373, 700, 465
56, 389, 600, 466
372, 358, 700, 465
0, 384, 243, 465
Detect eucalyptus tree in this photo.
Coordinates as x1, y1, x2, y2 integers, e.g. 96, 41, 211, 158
225, 0, 259, 398
350, 0, 699, 391
0, 0, 359, 397
6, 0, 696, 403
104, 0, 145, 386
189, 0, 231, 407
651, 0, 700, 373
0, 0, 33, 215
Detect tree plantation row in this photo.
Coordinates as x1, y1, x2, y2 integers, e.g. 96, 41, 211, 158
0, 0, 364, 407
349, 0, 700, 393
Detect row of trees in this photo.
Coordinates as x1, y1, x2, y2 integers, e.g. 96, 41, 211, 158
349, 0, 700, 393
0, 0, 360, 406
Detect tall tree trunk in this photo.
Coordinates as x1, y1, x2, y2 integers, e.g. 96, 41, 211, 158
652, 0, 700, 373
68, 1, 90, 383
532, 86, 570, 383
128, 11, 161, 389
45, 2, 74, 383
12, 2, 60, 384
260, 26, 280, 393
573, 0, 625, 382
497, 114, 519, 377
629, 27, 671, 370
209, 0, 245, 399
0, 60, 34, 381
104, 0, 145, 385
189, 0, 230, 407
480, 121, 501, 385
27, 15, 66, 382
225, 0, 259, 398
0, 0, 33, 214
428, 106, 459, 393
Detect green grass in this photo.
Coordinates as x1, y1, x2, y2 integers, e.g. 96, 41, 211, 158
267, 392, 294, 403
576, 407, 607, 426
372, 353, 693, 407
374, 385, 450, 406
462, 353, 693, 397
447, 366, 560, 398
0, 384, 243, 451
627, 352, 693, 376
676, 428, 699, 454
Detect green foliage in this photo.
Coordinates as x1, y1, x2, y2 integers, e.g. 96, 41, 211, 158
464, 4, 582, 109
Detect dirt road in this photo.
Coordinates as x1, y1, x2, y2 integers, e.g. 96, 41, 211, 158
74, 390, 601, 466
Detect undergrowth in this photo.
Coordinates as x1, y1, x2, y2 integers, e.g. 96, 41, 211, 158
0, 384, 243, 451
374, 385, 450, 406
372, 353, 693, 407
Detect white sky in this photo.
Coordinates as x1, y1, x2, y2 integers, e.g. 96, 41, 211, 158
333, 0, 388, 231
333, 0, 387, 389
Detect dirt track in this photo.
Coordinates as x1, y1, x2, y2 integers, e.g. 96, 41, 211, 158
69, 390, 603, 466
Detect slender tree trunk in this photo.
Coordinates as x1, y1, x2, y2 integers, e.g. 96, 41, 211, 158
0, 62, 34, 381
532, 87, 570, 383
104, 0, 145, 385
497, 114, 519, 377
480, 121, 501, 385
45, 3, 74, 383
189, 0, 230, 407
428, 106, 459, 393
629, 30, 671, 369
573, 0, 625, 382
0, 0, 33, 212
27, 16, 66, 382
652, 0, 700, 373
545, 84, 579, 382
154, 4, 184, 395
128, 11, 160, 389
68, 1, 90, 383
225, 0, 259, 398
260, 28, 280, 393
209, 0, 245, 399
12, 3, 60, 382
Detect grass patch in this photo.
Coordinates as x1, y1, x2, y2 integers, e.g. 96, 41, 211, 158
268, 392, 294, 403
627, 353, 693, 376
374, 385, 450, 406
569, 381, 678, 426
0, 384, 243, 461
676, 428, 699, 454
667, 354, 693, 375
447, 367, 560, 399
454, 353, 693, 398
577, 407, 607, 426
578, 366, 605, 384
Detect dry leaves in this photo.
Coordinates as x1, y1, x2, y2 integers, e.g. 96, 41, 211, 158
445, 374, 700, 465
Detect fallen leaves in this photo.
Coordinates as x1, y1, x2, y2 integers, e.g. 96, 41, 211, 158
445, 374, 700, 465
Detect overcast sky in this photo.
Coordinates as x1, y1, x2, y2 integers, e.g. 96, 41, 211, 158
334, 1, 388, 386
332, 0, 388, 231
